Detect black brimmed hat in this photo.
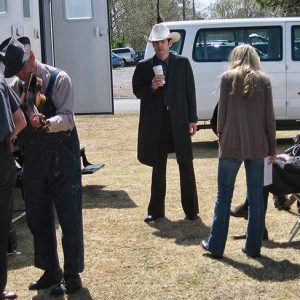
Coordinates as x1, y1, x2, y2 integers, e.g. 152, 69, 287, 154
0, 36, 31, 78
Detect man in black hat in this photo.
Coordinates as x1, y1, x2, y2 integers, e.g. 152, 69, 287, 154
0, 36, 84, 296
0, 44, 27, 299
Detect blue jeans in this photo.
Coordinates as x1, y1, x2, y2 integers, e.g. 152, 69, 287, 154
207, 158, 264, 257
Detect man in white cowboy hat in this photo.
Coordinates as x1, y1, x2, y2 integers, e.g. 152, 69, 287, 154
0, 36, 84, 297
0, 37, 27, 299
132, 23, 199, 222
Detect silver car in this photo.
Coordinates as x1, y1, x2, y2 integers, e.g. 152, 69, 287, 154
112, 47, 136, 66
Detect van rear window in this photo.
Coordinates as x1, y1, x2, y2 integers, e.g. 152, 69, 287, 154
292, 26, 300, 61
193, 26, 282, 62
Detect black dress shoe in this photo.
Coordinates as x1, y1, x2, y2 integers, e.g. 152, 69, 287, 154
144, 215, 163, 223
2, 289, 18, 299
230, 204, 248, 219
185, 214, 199, 221
200, 240, 222, 259
50, 274, 82, 296
29, 268, 63, 290
242, 247, 260, 258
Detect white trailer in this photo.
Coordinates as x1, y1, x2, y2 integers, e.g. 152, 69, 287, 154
0, 0, 113, 114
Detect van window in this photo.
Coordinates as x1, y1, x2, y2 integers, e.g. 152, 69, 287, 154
292, 26, 300, 61
170, 30, 185, 55
23, 0, 30, 18
0, 0, 6, 14
64, 0, 92, 20
193, 26, 282, 62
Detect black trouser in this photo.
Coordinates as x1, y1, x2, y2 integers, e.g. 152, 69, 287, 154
0, 142, 16, 294
148, 110, 199, 218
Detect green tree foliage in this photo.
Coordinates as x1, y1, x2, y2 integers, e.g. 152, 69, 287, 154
256, 0, 300, 16
109, 0, 205, 51
209, 0, 276, 19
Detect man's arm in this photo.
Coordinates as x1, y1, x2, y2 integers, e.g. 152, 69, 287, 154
132, 62, 154, 100
185, 58, 197, 123
283, 155, 300, 172
47, 71, 75, 132
11, 108, 26, 139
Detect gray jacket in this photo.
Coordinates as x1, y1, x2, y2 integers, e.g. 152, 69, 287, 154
217, 70, 276, 159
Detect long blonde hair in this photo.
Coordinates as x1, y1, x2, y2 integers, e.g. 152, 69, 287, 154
228, 44, 261, 99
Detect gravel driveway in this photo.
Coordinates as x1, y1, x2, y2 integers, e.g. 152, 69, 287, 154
112, 66, 136, 99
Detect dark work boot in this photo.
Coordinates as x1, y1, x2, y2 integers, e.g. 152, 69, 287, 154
50, 273, 82, 296
273, 195, 291, 211
230, 204, 248, 219
28, 268, 63, 290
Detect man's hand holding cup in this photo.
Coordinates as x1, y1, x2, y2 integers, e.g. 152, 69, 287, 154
152, 65, 165, 90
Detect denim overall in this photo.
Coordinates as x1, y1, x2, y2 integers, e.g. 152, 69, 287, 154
18, 69, 84, 274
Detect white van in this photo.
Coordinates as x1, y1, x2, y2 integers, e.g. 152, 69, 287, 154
145, 17, 300, 131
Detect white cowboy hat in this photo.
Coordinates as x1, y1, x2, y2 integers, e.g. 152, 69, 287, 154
144, 23, 180, 43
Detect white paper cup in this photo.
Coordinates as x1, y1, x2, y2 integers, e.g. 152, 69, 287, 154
153, 65, 165, 84
153, 65, 164, 76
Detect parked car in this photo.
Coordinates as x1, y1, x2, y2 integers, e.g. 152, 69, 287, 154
135, 50, 145, 63
112, 47, 136, 66
111, 52, 124, 68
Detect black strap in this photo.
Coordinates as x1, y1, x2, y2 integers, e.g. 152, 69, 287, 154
18, 80, 24, 94
45, 68, 61, 98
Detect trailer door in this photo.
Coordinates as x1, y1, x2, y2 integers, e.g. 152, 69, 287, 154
286, 22, 300, 118
51, 0, 113, 113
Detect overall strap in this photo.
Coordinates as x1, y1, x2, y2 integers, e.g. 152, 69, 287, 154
45, 68, 61, 98
18, 79, 24, 94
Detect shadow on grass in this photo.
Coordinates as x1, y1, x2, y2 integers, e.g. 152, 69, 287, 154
222, 255, 300, 282
82, 185, 137, 209
147, 217, 210, 246
32, 286, 93, 300
263, 239, 300, 249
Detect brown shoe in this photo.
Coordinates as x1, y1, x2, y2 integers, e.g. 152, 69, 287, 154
230, 204, 248, 219
273, 195, 291, 211
232, 229, 269, 241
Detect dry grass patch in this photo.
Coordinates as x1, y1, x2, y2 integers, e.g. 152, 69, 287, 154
8, 114, 300, 299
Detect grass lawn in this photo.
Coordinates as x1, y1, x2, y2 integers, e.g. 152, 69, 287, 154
9, 114, 300, 299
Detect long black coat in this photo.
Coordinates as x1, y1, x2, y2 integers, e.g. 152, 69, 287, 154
132, 53, 197, 167
268, 139, 300, 195
269, 156, 300, 195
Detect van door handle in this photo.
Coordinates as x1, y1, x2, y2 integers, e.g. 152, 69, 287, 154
298, 92, 300, 95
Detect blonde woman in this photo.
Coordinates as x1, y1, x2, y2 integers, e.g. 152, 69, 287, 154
201, 44, 276, 258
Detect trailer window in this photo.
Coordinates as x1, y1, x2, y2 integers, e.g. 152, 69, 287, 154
23, 0, 30, 18
193, 26, 282, 62
64, 0, 92, 20
0, 0, 7, 14
292, 26, 300, 61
